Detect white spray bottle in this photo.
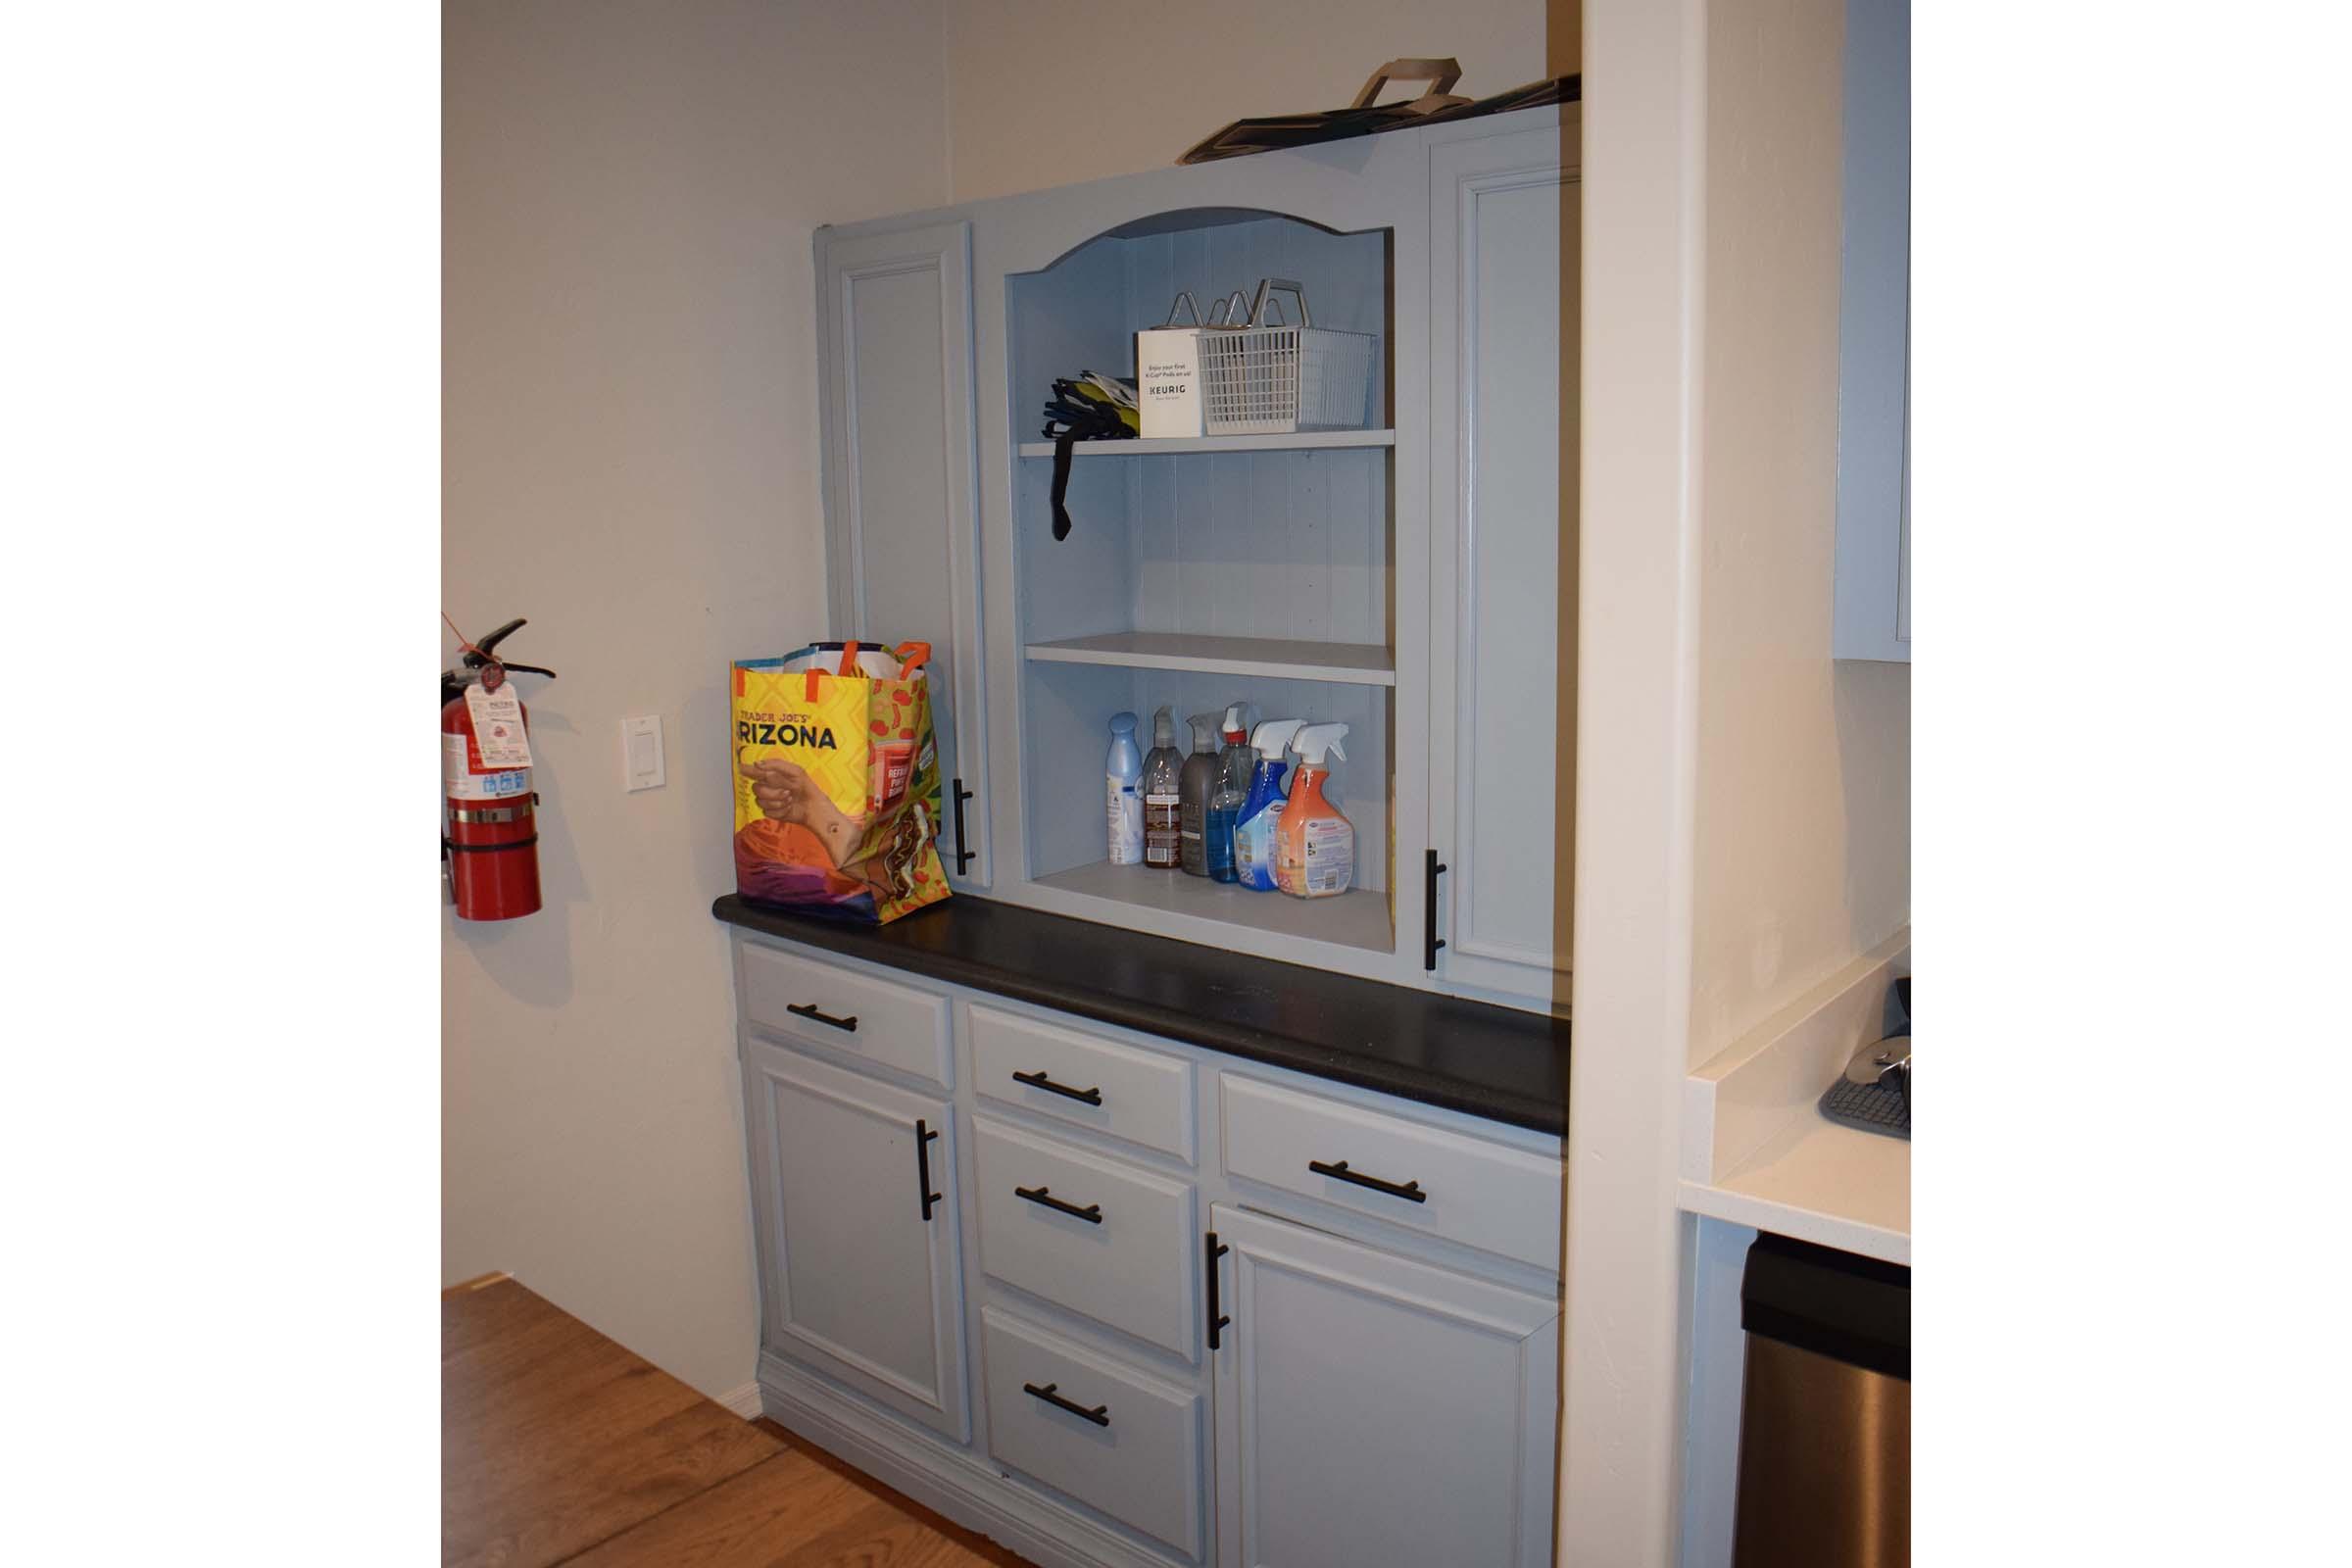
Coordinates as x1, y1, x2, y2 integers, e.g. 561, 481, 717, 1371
1105, 711, 1143, 864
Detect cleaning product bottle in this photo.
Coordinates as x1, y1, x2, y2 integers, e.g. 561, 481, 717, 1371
1105, 711, 1143, 865
1276, 722, 1353, 898
1178, 712, 1223, 877
1204, 703, 1252, 884
1233, 718, 1302, 892
1141, 706, 1183, 869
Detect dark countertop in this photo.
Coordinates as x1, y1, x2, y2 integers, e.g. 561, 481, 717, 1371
712, 894, 1571, 1135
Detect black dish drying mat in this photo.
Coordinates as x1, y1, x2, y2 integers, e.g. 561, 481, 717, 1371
1819, 1076, 1909, 1140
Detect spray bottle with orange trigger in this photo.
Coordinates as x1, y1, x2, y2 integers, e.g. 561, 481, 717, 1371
1274, 722, 1352, 898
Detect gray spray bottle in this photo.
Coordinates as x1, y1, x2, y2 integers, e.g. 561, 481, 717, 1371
1178, 712, 1223, 876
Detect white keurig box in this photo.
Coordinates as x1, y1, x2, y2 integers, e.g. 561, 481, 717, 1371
1136, 292, 1206, 438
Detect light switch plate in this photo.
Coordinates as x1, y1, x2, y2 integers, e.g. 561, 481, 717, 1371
622, 715, 665, 792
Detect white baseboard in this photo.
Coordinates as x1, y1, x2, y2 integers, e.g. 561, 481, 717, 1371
714, 1379, 765, 1420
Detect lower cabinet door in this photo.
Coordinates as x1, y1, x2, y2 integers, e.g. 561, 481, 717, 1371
1209, 1203, 1558, 1568
743, 1039, 968, 1442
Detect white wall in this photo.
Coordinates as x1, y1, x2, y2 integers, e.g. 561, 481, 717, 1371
1690, 0, 1909, 1070
944, 2, 1548, 203
441, 0, 948, 1400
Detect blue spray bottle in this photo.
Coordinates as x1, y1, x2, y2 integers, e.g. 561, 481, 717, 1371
1204, 703, 1252, 884
1232, 718, 1302, 892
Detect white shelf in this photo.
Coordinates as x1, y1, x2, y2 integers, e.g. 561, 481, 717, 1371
1016, 430, 1396, 459
1025, 632, 1396, 687
1031, 860, 1395, 956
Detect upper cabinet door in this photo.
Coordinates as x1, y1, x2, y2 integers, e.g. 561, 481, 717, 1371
1833, 0, 1911, 662
818, 220, 992, 886
1426, 123, 1576, 1009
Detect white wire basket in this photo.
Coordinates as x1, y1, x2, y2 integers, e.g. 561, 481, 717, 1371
1199, 278, 1378, 435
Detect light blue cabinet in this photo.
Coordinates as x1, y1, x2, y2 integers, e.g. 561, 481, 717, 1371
786, 109, 1581, 1568
816, 220, 993, 884
732, 929, 1563, 1568
808, 110, 1576, 1003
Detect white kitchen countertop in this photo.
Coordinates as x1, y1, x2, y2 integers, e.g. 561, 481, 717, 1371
1679, 932, 1910, 1265
1679, 1105, 1908, 1263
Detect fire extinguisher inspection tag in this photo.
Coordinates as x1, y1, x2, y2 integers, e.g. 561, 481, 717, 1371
465, 682, 533, 768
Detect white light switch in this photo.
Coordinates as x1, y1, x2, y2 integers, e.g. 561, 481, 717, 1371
622, 715, 665, 792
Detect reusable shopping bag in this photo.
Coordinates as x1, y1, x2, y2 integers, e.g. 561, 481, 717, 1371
731, 640, 949, 924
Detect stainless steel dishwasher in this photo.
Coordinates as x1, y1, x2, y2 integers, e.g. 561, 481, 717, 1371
1732, 1232, 1911, 1567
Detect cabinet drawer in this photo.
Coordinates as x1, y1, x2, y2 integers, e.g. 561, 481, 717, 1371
738, 941, 951, 1088
972, 1117, 1197, 1358
981, 1306, 1203, 1561
970, 1005, 1195, 1161
1219, 1074, 1561, 1271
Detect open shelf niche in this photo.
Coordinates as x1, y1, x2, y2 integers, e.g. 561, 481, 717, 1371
1008, 209, 1396, 957
1022, 660, 1395, 954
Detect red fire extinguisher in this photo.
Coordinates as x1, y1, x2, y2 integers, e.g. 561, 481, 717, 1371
441, 617, 557, 921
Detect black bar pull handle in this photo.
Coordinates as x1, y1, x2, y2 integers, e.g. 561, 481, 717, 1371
952, 777, 976, 874
1023, 1381, 1109, 1427
1308, 1158, 1427, 1203
1012, 1069, 1102, 1106
1205, 1231, 1232, 1350
1424, 849, 1448, 971
915, 1119, 942, 1221
1014, 1185, 1102, 1224
786, 1002, 858, 1033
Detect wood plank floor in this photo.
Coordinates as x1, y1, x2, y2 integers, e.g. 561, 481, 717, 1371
444, 1274, 1029, 1568
563, 1445, 1021, 1567
746, 1422, 1030, 1568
